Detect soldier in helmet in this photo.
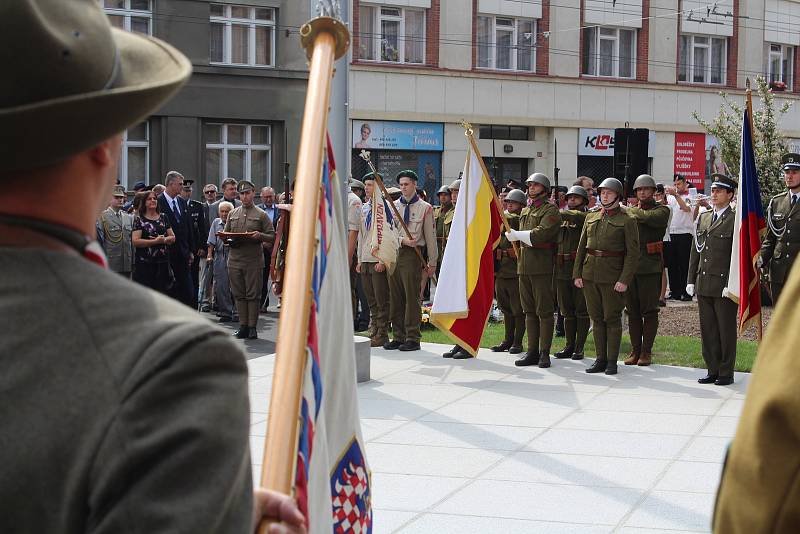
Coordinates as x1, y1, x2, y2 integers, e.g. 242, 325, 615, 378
760, 152, 800, 304
434, 184, 453, 279
491, 188, 526, 354
553, 185, 590, 361
622, 174, 671, 367
505, 172, 561, 368
573, 177, 640, 375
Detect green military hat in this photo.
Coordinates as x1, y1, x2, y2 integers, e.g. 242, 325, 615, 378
710, 173, 737, 191
597, 177, 624, 196
505, 188, 527, 205
526, 172, 551, 192
782, 153, 800, 170
396, 169, 419, 182
448, 179, 461, 191
566, 185, 589, 202
350, 179, 366, 191
437, 185, 450, 195
112, 185, 126, 197
632, 174, 657, 191
236, 180, 255, 193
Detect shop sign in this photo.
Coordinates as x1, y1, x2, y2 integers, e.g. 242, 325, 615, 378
352, 120, 444, 151
578, 128, 656, 157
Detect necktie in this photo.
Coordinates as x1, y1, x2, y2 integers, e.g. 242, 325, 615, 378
172, 199, 180, 221
712, 213, 718, 225
792, 195, 798, 207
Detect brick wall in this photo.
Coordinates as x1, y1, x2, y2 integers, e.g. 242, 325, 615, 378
352, 0, 361, 61
794, 44, 800, 93
726, 0, 739, 88
537, 0, 550, 75
426, 0, 440, 67
636, 0, 649, 82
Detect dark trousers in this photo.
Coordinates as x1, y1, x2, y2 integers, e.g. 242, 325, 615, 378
190, 253, 200, 308
697, 295, 738, 378
133, 261, 172, 295
168, 256, 194, 307
261, 247, 272, 308
667, 233, 692, 298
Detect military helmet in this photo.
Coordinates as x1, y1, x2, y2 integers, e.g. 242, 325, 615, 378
633, 174, 657, 191
437, 185, 451, 195
448, 179, 461, 191
565, 185, 589, 202
505, 188, 527, 205
350, 179, 366, 191
597, 177, 623, 196
525, 172, 551, 191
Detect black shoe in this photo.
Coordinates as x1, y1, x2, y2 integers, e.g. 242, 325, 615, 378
453, 348, 473, 359
554, 329, 565, 338
442, 345, 460, 358
200, 304, 211, 312
233, 326, 250, 339
605, 362, 618, 375
383, 340, 402, 350
247, 328, 258, 339
515, 351, 540, 367
714, 376, 734, 386
680, 295, 693, 302
571, 351, 585, 360
218, 316, 233, 323
658, 299, 667, 307
398, 341, 421, 352
698, 373, 718, 384
509, 345, 523, 354
586, 359, 607, 373
491, 340, 512, 352
554, 346, 574, 359
538, 350, 551, 369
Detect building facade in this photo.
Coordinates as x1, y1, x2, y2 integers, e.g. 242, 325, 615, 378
347, 0, 800, 195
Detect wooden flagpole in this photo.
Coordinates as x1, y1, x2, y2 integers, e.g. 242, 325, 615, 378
258, 16, 349, 532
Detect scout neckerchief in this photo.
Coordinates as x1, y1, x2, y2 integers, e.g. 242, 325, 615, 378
0, 213, 108, 268
400, 193, 419, 226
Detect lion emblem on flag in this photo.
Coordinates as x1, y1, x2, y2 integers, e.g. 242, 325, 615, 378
330, 438, 372, 533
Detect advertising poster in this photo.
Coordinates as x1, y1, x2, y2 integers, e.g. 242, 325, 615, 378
704, 135, 730, 178
674, 132, 706, 189
352, 120, 444, 151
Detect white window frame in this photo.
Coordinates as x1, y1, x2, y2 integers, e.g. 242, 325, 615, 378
476, 15, 537, 72
679, 34, 727, 85
767, 43, 794, 89
100, 0, 152, 34
205, 124, 272, 185
118, 122, 149, 189
359, 4, 426, 64
209, 4, 276, 67
582, 26, 637, 79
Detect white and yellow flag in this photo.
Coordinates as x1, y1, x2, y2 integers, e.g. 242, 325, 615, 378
364, 179, 400, 274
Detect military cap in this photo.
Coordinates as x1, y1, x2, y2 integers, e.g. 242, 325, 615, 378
782, 153, 800, 170
236, 180, 255, 193
133, 180, 147, 191
396, 169, 419, 182
597, 177, 624, 196
350, 179, 366, 191
437, 185, 451, 195
507, 177, 523, 187
710, 173, 738, 191
505, 188, 527, 205
633, 174, 657, 191
182, 178, 194, 187
525, 172, 551, 191
565, 185, 589, 202
112, 185, 126, 197
448, 179, 461, 191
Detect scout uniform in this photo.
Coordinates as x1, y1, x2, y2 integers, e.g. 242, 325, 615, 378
573, 178, 640, 375
760, 152, 800, 304
385, 170, 438, 352
553, 186, 590, 360
511, 173, 561, 368
688, 175, 738, 385
492, 188, 525, 354
623, 175, 671, 367
96, 185, 134, 276
224, 180, 275, 339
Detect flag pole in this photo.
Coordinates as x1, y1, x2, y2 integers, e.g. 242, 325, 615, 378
259, 13, 349, 521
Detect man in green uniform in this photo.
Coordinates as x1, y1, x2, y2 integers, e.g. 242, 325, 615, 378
491, 188, 526, 354
434, 184, 452, 279
623, 174, 671, 367
385, 170, 437, 352
553, 185, 590, 360
687, 174, 738, 385
573, 178, 640, 375
96, 185, 134, 278
223, 180, 275, 339
760, 152, 800, 304
505, 173, 561, 368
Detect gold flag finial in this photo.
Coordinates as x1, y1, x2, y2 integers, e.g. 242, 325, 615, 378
359, 149, 371, 162
460, 120, 474, 137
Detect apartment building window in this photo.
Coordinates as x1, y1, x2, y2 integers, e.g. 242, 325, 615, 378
205, 124, 271, 185
479, 125, 530, 140
679, 35, 726, 85
767, 43, 794, 88
118, 122, 149, 188
209, 4, 275, 67
101, 0, 152, 34
359, 5, 425, 64
476, 15, 536, 72
582, 27, 636, 78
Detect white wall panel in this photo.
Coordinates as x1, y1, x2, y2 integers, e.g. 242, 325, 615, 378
364, 0, 432, 7
477, 0, 542, 18
584, 0, 642, 28
764, 0, 800, 46
681, 0, 734, 37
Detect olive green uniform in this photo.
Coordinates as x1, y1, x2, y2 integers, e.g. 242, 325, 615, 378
624, 201, 670, 357
434, 204, 452, 278
688, 207, 737, 380
573, 209, 640, 364
495, 212, 525, 347
96, 207, 134, 276
556, 209, 589, 355
761, 191, 800, 304
518, 198, 561, 354
225, 204, 275, 328
389, 197, 437, 343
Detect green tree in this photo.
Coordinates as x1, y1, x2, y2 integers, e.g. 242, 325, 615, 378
692, 76, 792, 208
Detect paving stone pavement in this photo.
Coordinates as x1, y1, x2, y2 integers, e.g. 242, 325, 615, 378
247, 342, 749, 533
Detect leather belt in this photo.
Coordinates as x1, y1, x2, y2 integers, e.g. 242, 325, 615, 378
587, 249, 625, 257
645, 241, 663, 254
495, 249, 517, 259
556, 251, 577, 266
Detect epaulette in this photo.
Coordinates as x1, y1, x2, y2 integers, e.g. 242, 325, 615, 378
773, 191, 789, 200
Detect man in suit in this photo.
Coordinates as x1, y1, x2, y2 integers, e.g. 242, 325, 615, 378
180, 178, 207, 309
158, 171, 195, 307
257, 186, 279, 311
209, 177, 241, 223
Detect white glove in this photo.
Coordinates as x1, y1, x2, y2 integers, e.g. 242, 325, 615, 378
685, 284, 695, 297
505, 229, 532, 246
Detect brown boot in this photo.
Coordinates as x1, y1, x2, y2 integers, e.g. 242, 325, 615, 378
637, 352, 652, 366
623, 350, 640, 366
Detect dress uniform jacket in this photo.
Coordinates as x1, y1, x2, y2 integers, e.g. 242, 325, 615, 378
224, 204, 274, 270
517, 199, 560, 275
573, 209, 640, 285
625, 202, 671, 275
556, 209, 588, 281
495, 212, 525, 347
186, 198, 206, 254
556, 208, 590, 355
761, 191, 800, 303
496, 212, 520, 279
96, 207, 133, 274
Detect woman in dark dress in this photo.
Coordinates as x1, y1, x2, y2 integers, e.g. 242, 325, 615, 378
132, 190, 176, 294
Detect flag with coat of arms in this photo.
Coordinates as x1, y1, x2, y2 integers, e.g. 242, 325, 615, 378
364, 173, 400, 274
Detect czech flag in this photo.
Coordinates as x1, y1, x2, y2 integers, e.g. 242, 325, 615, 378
724, 107, 766, 338
430, 135, 503, 355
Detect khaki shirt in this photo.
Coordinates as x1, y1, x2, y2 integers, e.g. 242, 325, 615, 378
97, 207, 133, 273
348, 192, 362, 233
688, 207, 734, 297
224, 204, 274, 269
517, 198, 560, 276
394, 196, 438, 267
573, 208, 640, 285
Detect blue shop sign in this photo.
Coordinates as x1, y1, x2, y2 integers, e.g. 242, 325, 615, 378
352, 120, 444, 152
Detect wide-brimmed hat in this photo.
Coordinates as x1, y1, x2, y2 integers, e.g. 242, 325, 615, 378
1, 0, 192, 172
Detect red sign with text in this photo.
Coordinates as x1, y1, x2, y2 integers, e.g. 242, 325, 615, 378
674, 133, 706, 189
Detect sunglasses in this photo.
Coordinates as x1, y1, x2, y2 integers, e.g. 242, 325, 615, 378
204, 190, 217, 195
